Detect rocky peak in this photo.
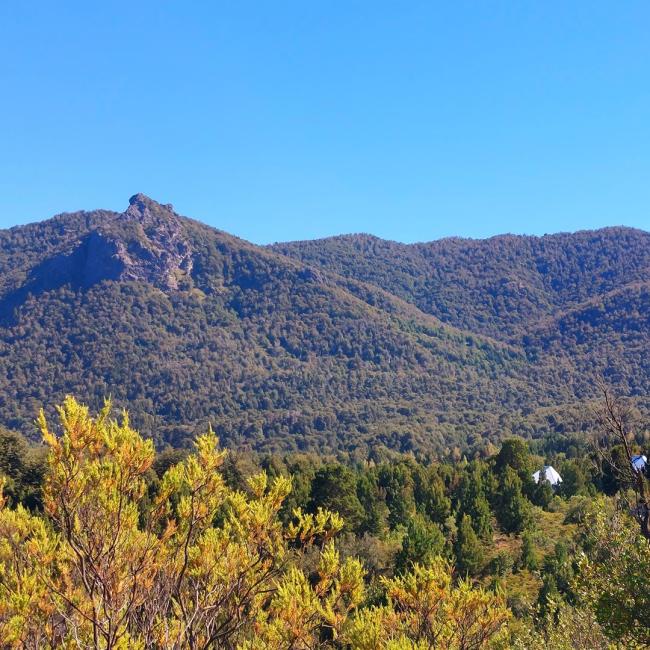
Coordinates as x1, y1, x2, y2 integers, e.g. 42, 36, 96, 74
100, 194, 194, 289
124, 193, 176, 222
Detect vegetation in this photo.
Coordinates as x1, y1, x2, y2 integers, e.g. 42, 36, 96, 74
2, 395, 650, 648
0, 195, 647, 455
0, 398, 511, 648
1, 196, 649, 646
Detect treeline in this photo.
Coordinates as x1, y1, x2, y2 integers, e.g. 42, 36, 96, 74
2, 399, 650, 648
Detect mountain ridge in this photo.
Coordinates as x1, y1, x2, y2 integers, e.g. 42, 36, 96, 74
0, 195, 646, 457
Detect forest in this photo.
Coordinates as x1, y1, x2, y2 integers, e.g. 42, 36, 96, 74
0, 195, 647, 456
1, 394, 649, 648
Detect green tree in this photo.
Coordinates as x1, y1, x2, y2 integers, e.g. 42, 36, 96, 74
0, 427, 45, 510
396, 514, 446, 574
536, 574, 561, 621
412, 465, 452, 525
558, 460, 589, 498
375, 463, 416, 530
518, 528, 538, 571
496, 467, 532, 534
542, 541, 574, 595
494, 438, 535, 497
531, 468, 554, 509
309, 464, 365, 532
356, 472, 389, 536
454, 513, 484, 576
456, 462, 493, 540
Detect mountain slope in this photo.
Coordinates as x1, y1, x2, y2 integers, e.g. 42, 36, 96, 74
0, 196, 646, 456
271, 228, 650, 342
273, 228, 650, 402
0, 195, 530, 457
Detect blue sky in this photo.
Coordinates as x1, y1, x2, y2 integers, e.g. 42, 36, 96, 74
1, 1, 648, 243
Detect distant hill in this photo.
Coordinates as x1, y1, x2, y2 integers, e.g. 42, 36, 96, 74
272, 228, 650, 401
0, 195, 646, 457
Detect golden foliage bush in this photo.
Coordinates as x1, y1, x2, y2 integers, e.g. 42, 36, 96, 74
0, 398, 511, 649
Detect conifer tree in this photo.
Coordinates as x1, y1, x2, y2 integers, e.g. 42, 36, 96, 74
496, 467, 532, 534
455, 513, 484, 576
518, 528, 539, 571
531, 468, 554, 509
396, 514, 446, 574
457, 464, 494, 541
309, 464, 365, 532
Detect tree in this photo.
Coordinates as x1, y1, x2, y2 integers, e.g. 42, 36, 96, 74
396, 514, 446, 574
454, 513, 484, 576
541, 541, 574, 596
309, 464, 365, 532
376, 463, 416, 530
344, 560, 511, 649
518, 528, 538, 571
240, 543, 366, 648
0, 397, 345, 648
530, 468, 554, 509
592, 383, 650, 540
558, 460, 589, 498
494, 439, 534, 485
357, 472, 389, 536
496, 467, 532, 534
455, 462, 493, 541
0, 481, 59, 647
39, 397, 165, 648
536, 574, 561, 621
0, 427, 45, 510
412, 465, 451, 525
575, 500, 650, 646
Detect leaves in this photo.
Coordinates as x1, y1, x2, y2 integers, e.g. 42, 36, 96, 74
0, 398, 515, 648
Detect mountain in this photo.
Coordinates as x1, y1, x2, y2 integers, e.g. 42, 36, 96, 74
271, 228, 650, 341
0, 195, 646, 457
272, 229, 650, 399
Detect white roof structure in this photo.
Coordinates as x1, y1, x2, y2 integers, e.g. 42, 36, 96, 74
533, 465, 562, 486
632, 455, 647, 472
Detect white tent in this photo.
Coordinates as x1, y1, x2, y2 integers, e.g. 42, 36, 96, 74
632, 455, 647, 472
533, 465, 562, 487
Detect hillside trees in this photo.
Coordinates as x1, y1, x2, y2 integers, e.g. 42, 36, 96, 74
0, 398, 512, 649
0, 427, 45, 509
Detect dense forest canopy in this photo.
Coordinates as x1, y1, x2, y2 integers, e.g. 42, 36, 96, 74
0, 194, 647, 455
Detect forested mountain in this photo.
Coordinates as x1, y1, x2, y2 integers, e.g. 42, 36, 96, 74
272, 228, 650, 340
0, 194, 646, 455
273, 228, 650, 412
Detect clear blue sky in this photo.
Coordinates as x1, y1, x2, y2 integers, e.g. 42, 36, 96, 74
1, 2, 649, 243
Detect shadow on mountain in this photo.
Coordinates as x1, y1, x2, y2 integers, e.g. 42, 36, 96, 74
0, 233, 124, 323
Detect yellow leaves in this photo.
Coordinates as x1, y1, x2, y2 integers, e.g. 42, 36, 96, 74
246, 543, 367, 649
336, 556, 366, 609
345, 559, 511, 650
0, 503, 60, 648
247, 469, 269, 497
248, 471, 292, 509
286, 506, 345, 545
2, 398, 514, 649
194, 429, 227, 473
